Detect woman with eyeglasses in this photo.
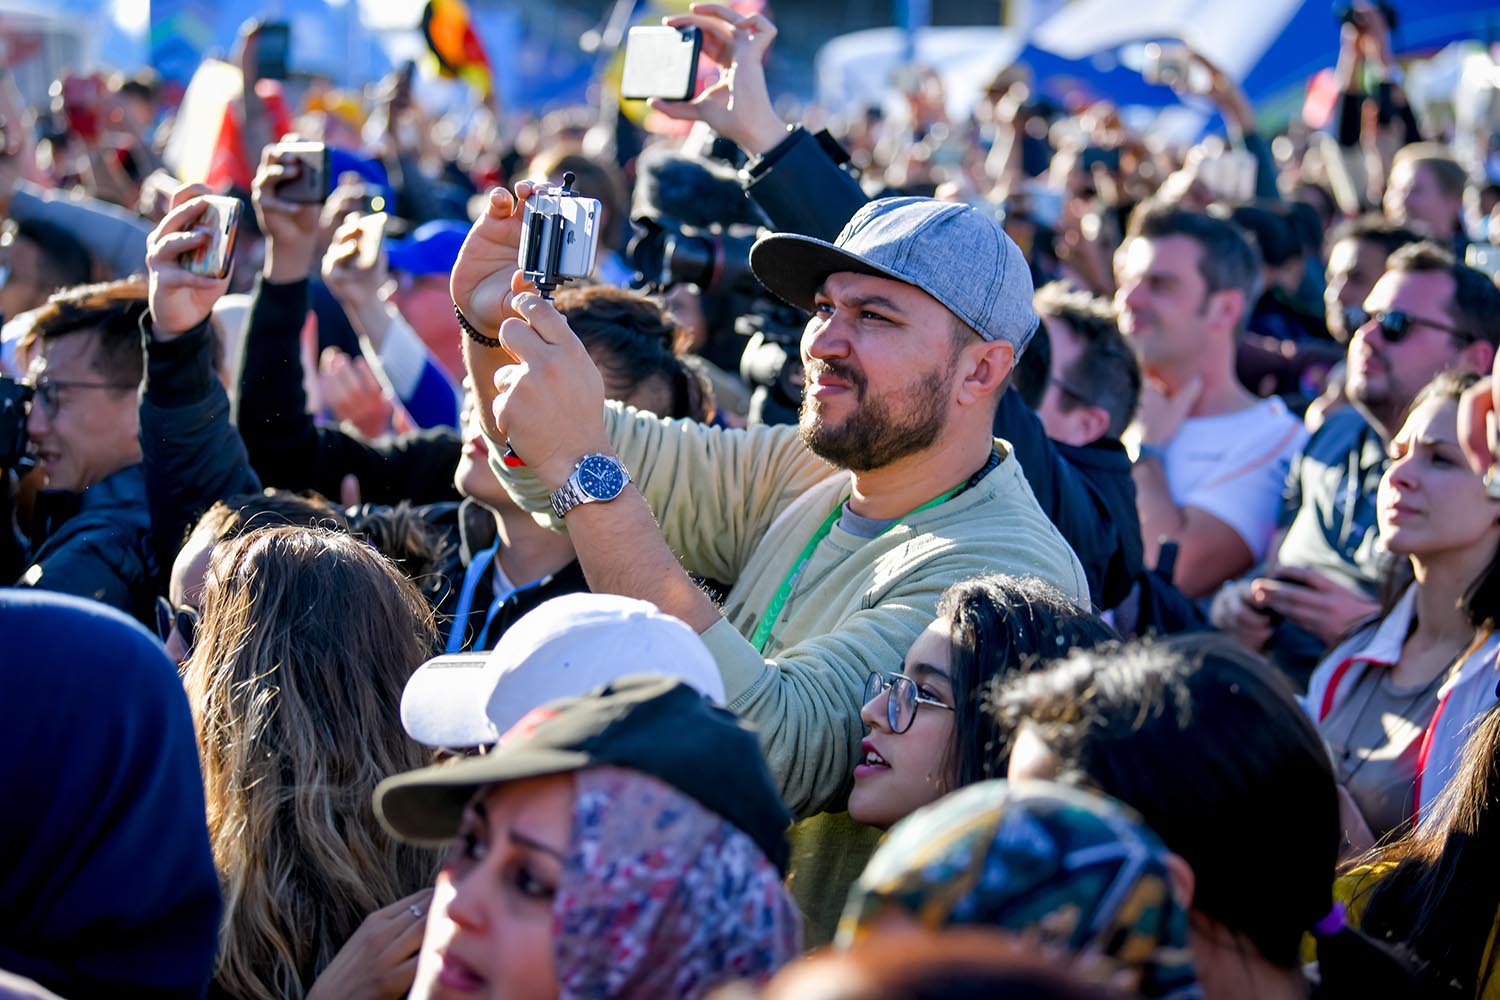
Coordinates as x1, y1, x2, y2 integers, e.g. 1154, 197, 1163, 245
846, 574, 1112, 832
1304, 370, 1500, 851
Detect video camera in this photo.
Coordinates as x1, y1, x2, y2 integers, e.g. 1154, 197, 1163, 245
627, 151, 810, 425
0, 375, 34, 472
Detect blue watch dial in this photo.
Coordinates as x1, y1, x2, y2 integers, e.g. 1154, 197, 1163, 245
576, 455, 626, 500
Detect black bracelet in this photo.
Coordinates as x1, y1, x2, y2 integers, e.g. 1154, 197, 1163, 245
455, 304, 502, 349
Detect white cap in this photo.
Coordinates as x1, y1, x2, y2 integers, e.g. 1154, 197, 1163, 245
400, 593, 727, 748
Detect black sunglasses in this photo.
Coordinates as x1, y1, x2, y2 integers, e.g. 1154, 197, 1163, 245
155, 597, 199, 653
1358, 309, 1475, 345
863, 670, 953, 734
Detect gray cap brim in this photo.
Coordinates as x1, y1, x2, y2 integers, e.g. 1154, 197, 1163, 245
375, 746, 591, 844
749, 231, 925, 315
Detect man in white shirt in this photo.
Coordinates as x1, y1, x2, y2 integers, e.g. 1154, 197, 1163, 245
1116, 203, 1307, 599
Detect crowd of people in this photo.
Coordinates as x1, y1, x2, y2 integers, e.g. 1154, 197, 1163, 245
5, 1, 1500, 997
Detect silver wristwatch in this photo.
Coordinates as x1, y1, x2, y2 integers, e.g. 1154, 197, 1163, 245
549, 454, 632, 519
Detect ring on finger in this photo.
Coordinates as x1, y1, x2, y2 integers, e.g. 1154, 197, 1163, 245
409, 904, 424, 919
1486, 465, 1500, 502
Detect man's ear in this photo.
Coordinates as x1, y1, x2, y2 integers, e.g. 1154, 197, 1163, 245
958, 338, 1014, 406
1459, 339, 1496, 380
1207, 287, 1247, 338
1164, 851, 1196, 909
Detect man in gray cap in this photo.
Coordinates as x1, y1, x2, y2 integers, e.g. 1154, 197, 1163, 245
452, 185, 1087, 944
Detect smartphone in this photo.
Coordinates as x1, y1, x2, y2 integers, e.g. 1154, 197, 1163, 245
355, 212, 388, 270
620, 26, 702, 101
1142, 42, 1193, 90
272, 140, 328, 204
1466, 243, 1500, 284
180, 196, 242, 279
254, 21, 291, 81
59, 74, 103, 143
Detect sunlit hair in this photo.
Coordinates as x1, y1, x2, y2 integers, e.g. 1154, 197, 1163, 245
183, 526, 439, 998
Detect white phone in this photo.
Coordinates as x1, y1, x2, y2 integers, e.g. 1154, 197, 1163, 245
621, 26, 703, 102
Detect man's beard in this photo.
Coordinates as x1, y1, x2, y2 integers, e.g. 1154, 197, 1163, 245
798, 354, 956, 473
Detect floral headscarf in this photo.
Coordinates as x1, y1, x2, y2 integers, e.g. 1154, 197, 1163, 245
552, 766, 802, 999
839, 779, 1201, 1000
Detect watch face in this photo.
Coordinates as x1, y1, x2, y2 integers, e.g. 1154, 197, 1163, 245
576, 455, 627, 500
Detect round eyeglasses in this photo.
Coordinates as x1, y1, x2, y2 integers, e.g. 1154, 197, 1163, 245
863, 670, 953, 734
155, 596, 199, 654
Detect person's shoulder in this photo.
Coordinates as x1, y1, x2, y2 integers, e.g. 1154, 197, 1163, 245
1303, 406, 1370, 450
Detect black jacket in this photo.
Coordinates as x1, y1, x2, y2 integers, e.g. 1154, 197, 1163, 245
993, 390, 1143, 610
139, 317, 261, 582
233, 275, 461, 505
18, 465, 156, 622
742, 127, 1142, 610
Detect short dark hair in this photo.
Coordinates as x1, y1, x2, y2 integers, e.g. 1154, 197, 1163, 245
12, 217, 93, 292
1008, 316, 1051, 409
1125, 202, 1262, 330
1392, 143, 1468, 200
554, 284, 713, 422
993, 634, 1336, 969
1325, 214, 1421, 259
1033, 282, 1141, 439
1385, 242, 1500, 347
24, 277, 146, 385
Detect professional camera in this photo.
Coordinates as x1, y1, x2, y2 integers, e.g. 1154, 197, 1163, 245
737, 305, 808, 427
626, 220, 762, 299
520, 171, 602, 298
0, 375, 33, 472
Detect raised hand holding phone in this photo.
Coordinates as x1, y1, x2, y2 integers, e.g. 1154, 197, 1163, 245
145, 185, 235, 339
253, 145, 322, 282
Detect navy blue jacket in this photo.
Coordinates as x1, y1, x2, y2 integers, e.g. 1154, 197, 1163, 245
19, 465, 155, 622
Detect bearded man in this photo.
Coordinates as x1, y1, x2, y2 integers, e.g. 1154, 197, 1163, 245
456, 191, 1088, 943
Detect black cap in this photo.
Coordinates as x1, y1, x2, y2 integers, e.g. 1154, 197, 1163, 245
375, 675, 793, 874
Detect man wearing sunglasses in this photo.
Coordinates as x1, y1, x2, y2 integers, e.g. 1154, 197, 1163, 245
5, 279, 154, 623
1214, 242, 1500, 685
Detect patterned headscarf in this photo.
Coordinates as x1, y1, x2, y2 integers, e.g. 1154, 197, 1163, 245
552, 766, 802, 999
838, 779, 1201, 1000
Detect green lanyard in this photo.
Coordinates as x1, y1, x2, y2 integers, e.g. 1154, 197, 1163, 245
749, 486, 963, 653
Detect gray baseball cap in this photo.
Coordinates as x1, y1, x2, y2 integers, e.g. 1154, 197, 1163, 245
749, 197, 1039, 350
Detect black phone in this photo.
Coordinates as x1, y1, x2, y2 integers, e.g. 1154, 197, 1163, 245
254, 21, 291, 81
620, 26, 702, 102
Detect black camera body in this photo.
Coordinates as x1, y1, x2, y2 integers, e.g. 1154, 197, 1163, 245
0, 375, 33, 472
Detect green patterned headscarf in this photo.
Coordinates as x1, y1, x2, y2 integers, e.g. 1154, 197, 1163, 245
838, 779, 1201, 1000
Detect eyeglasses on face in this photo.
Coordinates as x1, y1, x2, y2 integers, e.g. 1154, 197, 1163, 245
27, 377, 139, 419
862, 670, 953, 735
1356, 309, 1475, 345
155, 597, 199, 653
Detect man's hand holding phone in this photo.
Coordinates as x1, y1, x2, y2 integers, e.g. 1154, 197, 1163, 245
450, 183, 540, 348
1248, 566, 1380, 645
647, 3, 786, 156
253, 146, 322, 283
145, 185, 235, 339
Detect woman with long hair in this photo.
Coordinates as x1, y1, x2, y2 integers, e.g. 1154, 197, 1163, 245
1305, 370, 1500, 847
1340, 703, 1500, 997
183, 526, 440, 998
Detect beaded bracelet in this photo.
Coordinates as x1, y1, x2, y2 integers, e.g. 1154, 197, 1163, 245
454, 304, 501, 349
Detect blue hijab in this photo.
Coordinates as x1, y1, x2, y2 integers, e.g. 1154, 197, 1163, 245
0, 590, 220, 998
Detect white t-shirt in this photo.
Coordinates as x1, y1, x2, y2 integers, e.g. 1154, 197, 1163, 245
1161, 397, 1308, 560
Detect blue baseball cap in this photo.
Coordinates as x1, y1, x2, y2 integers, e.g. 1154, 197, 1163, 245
749, 197, 1039, 351
386, 220, 471, 277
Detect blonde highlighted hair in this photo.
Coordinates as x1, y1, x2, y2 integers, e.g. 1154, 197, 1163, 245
183, 526, 439, 998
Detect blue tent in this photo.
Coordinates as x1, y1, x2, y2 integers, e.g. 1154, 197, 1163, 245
1025, 0, 1500, 112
